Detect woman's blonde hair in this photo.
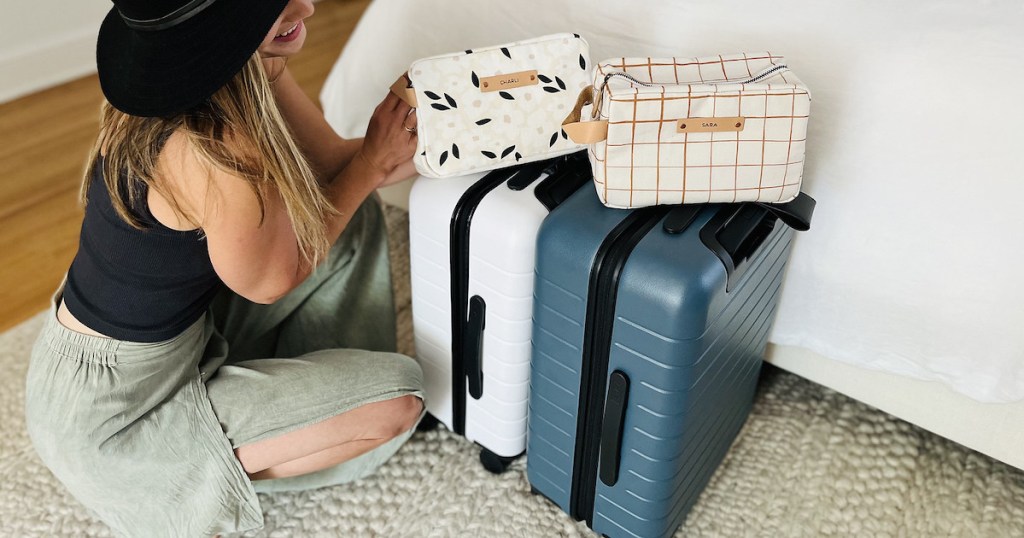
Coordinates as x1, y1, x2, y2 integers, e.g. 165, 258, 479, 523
82, 54, 336, 267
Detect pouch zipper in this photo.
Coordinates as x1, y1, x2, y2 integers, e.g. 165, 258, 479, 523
592, 64, 788, 118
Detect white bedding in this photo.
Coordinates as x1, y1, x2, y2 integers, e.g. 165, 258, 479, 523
321, 0, 1024, 403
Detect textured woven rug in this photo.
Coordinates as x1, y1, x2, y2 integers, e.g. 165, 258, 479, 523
2, 206, 1023, 537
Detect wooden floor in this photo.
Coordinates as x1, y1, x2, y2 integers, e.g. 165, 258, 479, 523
0, 0, 370, 333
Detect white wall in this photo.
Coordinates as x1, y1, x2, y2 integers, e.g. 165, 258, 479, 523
0, 0, 110, 103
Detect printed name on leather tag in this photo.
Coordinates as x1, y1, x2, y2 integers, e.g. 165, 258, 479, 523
676, 117, 746, 133
480, 70, 539, 92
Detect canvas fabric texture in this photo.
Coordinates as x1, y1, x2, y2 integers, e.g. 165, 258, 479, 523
586, 53, 810, 208
406, 33, 590, 178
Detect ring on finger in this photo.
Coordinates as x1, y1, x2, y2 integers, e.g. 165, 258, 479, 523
403, 108, 417, 133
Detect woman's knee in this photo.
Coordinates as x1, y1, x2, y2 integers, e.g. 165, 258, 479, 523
372, 394, 423, 438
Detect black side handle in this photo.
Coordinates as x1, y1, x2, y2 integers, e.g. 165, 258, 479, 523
599, 370, 630, 487
465, 295, 486, 399
756, 192, 816, 232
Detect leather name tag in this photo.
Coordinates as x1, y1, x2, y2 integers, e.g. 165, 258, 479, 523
677, 117, 745, 133
480, 70, 539, 92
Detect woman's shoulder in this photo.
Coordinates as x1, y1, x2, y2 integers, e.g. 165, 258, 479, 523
149, 131, 208, 231
153, 129, 264, 231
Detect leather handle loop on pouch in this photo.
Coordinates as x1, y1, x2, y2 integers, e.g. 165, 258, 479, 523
390, 73, 418, 108
562, 85, 608, 144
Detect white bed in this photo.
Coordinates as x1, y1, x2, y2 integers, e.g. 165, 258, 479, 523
320, 0, 1024, 470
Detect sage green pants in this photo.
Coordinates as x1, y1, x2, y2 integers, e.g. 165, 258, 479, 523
24, 197, 424, 537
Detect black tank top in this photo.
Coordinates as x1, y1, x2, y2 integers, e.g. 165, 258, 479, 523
62, 156, 223, 342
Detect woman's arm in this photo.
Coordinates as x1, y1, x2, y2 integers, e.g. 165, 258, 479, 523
160, 89, 415, 304
267, 63, 418, 189
267, 63, 359, 182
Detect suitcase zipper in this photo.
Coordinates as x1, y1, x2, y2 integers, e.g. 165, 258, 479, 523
569, 206, 671, 524
448, 158, 564, 435
449, 165, 524, 434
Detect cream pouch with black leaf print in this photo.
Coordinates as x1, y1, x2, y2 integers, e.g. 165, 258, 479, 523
391, 33, 590, 178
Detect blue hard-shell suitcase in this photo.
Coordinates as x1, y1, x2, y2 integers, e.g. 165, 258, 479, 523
526, 186, 815, 538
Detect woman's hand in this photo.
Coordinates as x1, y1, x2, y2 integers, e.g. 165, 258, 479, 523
356, 91, 417, 187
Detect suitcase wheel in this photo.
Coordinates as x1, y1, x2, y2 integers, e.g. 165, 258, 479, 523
479, 448, 517, 474
415, 412, 440, 433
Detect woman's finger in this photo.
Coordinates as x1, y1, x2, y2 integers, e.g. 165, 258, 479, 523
380, 90, 401, 113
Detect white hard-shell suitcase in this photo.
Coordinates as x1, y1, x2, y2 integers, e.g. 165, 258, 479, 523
409, 152, 589, 472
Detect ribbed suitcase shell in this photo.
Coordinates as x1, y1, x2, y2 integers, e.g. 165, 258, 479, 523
410, 158, 586, 459
527, 185, 795, 538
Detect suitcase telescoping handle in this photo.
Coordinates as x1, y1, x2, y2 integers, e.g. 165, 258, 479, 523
693, 192, 816, 292
756, 192, 816, 232
599, 370, 630, 487
663, 192, 816, 235
464, 295, 486, 399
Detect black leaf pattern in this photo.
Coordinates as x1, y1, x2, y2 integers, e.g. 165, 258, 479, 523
501, 47, 511, 59
430, 103, 450, 111
452, 144, 460, 159
481, 150, 497, 159
471, 72, 479, 88
538, 74, 553, 83
499, 91, 514, 100
465, 49, 473, 54
515, 152, 522, 161
424, 91, 441, 100
579, 54, 586, 70
573, 33, 581, 38
440, 151, 448, 166
549, 132, 558, 147
501, 145, 516, 158
475, 118, 492, 126
543, 87, 559, 93
444, 93, 457, 108
561, 129, 568, 140
555, 76, 566, 90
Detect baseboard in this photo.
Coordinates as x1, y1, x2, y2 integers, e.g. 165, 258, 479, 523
765, 343, 1024, 471
0, 30, 98, 104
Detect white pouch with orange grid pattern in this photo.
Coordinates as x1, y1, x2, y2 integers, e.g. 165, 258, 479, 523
562, 53, 810, 208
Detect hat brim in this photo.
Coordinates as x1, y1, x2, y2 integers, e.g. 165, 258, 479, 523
97, 0, 291, 117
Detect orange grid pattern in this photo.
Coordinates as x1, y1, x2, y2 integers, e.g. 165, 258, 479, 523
589, 52, 810, 208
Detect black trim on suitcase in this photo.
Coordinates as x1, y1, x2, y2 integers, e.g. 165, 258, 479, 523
449, 165, 525, 434
448, 157, 588, 435
569, 206, 670, 524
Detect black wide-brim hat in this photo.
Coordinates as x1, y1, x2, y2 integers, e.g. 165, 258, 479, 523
97, 0, 290, 117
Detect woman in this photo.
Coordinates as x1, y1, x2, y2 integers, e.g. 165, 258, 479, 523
24, 0, 424, 535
